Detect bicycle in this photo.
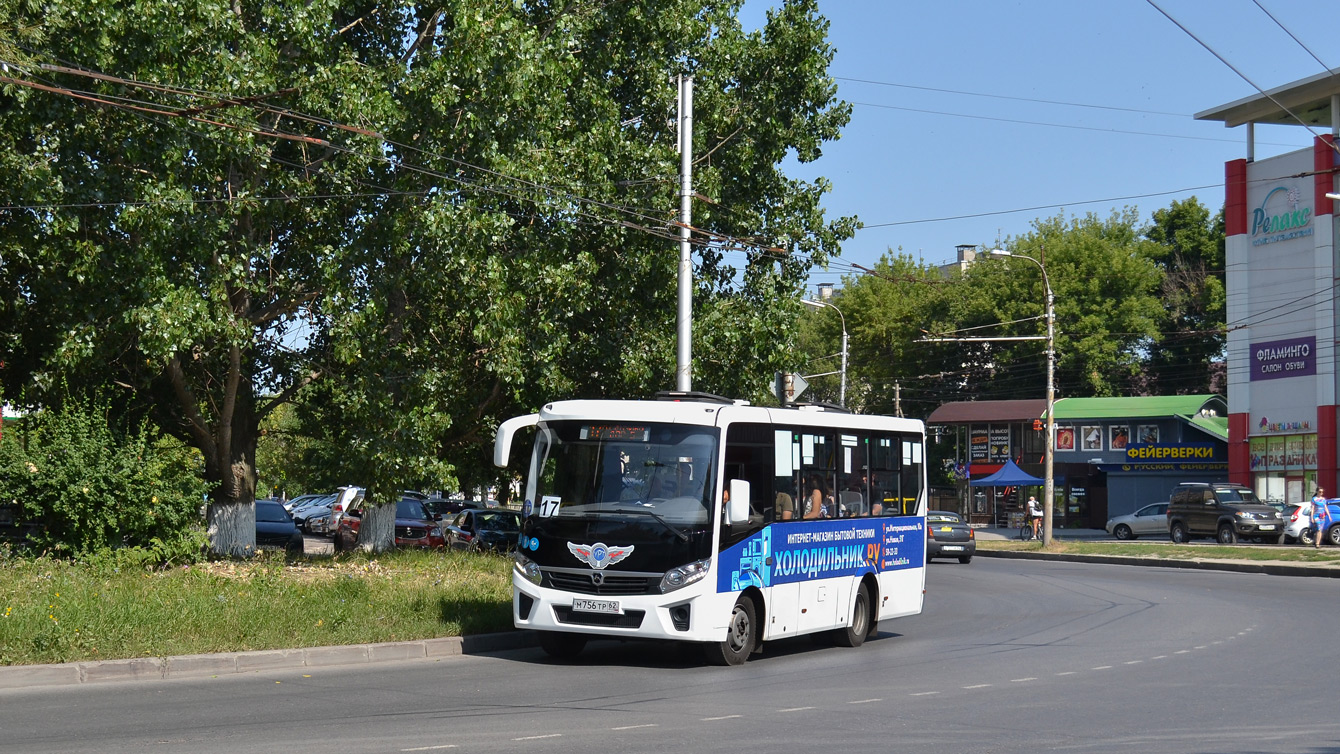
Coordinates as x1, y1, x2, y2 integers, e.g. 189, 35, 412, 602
1018, 518, 1041, 541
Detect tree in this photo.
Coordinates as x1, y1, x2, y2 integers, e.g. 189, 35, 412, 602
0, 1, 853, 553
1142, 197, 1226, 394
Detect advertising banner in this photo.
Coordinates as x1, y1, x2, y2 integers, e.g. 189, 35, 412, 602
717, 516, 925, 593
1250, 335, 1316, 381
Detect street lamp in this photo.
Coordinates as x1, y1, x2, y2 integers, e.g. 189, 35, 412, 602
801, 295, 848, 407
990, 249, 1056, 547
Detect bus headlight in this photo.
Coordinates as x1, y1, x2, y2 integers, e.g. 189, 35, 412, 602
660, 559, 711, 593
513, 552, 543, 586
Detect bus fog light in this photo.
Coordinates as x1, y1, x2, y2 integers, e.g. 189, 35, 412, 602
660, 559, 710, 593
513, 553, 543, 586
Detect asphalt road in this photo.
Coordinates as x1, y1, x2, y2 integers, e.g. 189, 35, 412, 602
3, 558, 1338, 754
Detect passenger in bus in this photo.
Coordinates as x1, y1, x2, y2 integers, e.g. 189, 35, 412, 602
775, 492, 795, 520
804, 476, 832, 519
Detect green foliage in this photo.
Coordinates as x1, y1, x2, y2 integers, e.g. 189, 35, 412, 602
0, 395, 209, 556
0, 549, 513, 665
0, 0, 854, 543
1143, 197, 1226, 393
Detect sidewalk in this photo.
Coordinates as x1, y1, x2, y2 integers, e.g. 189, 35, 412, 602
973, 526, 1109, 541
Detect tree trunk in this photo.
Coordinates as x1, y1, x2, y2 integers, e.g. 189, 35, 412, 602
207, 500, 256, 557
356, 500, 396, 553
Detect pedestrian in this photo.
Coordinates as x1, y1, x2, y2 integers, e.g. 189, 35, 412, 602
1311, 488, 1332, 548
1027, 495, 1043, 540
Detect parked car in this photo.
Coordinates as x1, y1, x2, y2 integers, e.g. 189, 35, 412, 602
332, 497, 446, 551
422, 497, 482, 521
282, 493, 326, 514
325, 486, 365, 535
292, 493, 336, 533
444, 509, 523, 552
925, 510, 974, 564
255, 499, 303, 554
1166, 482, 1285, 544
1105, 502, 1170, 540
1284, 499, 1340, 546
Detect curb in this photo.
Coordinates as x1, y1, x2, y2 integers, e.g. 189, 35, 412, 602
0, 631, 537, 691
977, 548, 1340, 578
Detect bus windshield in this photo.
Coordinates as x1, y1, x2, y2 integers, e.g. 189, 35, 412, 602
529, 421, 718, 526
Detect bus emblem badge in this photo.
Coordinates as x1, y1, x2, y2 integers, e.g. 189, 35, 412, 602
568, 541, 634, 570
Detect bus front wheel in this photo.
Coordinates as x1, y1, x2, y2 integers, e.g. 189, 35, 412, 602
705, 596, 756, 666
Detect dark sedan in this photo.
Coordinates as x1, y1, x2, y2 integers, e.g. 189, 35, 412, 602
926, 510, 974, 564
333, 497, 446, 552
255, 499, 304, 554
444, 509, 522, 552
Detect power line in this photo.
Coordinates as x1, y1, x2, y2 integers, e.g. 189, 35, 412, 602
836, 76, 1188, 117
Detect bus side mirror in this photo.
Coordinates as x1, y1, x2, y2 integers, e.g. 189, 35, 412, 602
728, 479, 751, 525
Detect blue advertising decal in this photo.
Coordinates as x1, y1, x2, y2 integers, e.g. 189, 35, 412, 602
717, 516, 925, 593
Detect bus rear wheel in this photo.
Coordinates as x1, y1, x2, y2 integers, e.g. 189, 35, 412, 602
835, 583, 873, 648
705, 596, 756, 666
537, 631, 587, 660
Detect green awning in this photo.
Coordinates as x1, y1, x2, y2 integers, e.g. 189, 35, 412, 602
1049, 395, 1225, 421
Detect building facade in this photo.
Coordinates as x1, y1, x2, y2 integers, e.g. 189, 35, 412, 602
1197, 71, 1340, 505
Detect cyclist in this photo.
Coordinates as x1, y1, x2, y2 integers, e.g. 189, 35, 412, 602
1027, 495, 1044, 540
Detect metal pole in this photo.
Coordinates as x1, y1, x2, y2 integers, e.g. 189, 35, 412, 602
839, 325, 848, 407
675, 75, 694, 392
1043, 276, 1055, 547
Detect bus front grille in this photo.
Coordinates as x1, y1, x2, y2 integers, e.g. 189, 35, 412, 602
546, 571, 657, 595
553, 606, 646, 628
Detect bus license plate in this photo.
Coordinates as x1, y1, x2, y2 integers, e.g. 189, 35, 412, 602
572, 598, 621, 614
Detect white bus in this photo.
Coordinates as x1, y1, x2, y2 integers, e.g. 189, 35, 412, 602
493, 392, 927, 665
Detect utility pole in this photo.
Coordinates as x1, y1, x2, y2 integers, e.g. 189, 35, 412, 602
894, 382, 902, 417
675, 74, 694, 392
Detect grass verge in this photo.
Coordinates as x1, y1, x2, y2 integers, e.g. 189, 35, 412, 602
979, 538, 1340, 564
0, 548, 513, 666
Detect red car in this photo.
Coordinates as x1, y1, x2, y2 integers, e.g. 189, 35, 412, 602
333, 497, 446, 551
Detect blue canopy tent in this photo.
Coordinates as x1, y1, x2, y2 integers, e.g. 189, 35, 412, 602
969, 459, 1045, 527
969, 459, 1044, 487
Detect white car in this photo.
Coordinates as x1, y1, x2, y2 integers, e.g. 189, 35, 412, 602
1105, 501, 1170, 540
1285, 503, 1315, 545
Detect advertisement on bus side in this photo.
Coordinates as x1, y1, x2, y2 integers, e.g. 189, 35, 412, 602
717, 516, 925, 593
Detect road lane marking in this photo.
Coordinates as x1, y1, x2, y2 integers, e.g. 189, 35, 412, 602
1175, 650, 1190, 654
1151, 655, 1167, 660
611, 724, 658, 731
402, 746, 457, 751
513, 735, 562, 741
849, 698, 883, 704
702, 715, 742, 721
908, 692, 939, 697
778, 707, 815, 712
1091, 666, 1112, 670
1194, 645, 1207, 650
1011, 677, 1037, 682
1211, 640, 1223, 645
1055, 672, 1076, 676
1124, 660, 1142, 665
963, 684, 992, 689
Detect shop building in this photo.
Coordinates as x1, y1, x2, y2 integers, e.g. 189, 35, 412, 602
1196, 71, 1340, 504
930, 395, 1228, 527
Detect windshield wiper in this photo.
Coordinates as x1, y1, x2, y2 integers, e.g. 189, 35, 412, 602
610, 507, 690, 542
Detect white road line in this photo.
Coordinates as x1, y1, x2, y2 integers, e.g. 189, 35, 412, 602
1011, 677, 1037, 682
1124, 660, 1143, 665
1151, 655, 1167, 660
702, 715, 742, 721
777, 707, 815, 712
610, 724, 658, 731
908, 692, 939, 697
963, 684, 992, 689
1091, 666, 1112, 670
1175, 650, 1190, 654
1211, 640, 1223, 645
513, 734, 563, 741
402, 747, 457, 752
849, 698, 883, 704
1194, 645, 1207, 650
1055, 671, 1077, 676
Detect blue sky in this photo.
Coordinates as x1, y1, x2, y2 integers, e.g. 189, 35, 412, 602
740, 0, 1340, 289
